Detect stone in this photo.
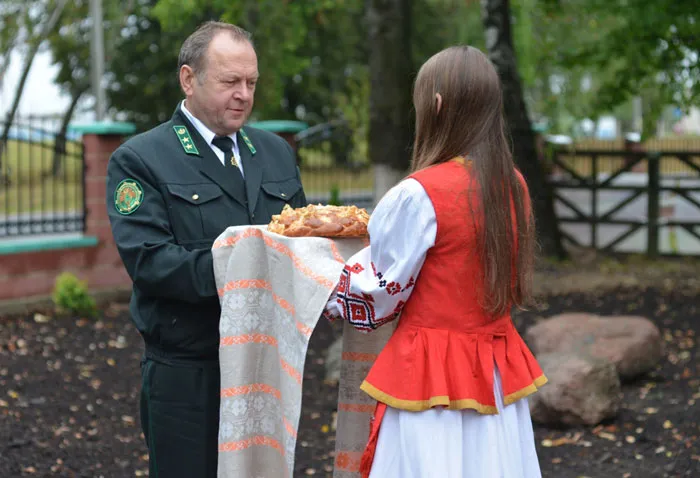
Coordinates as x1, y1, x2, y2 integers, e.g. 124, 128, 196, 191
525, 313, 663, 380
530, 352, 621, 426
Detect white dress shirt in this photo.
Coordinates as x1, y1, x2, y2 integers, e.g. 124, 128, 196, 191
181, 100, 244, 177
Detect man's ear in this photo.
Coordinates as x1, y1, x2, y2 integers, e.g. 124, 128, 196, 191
436, 93, 443, 114
180, 65, 195, 96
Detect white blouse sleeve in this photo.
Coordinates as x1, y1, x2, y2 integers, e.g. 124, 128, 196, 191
324, 178, 437, 332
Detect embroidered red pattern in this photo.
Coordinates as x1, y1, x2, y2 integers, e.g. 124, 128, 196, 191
386, 282, 401, 295
335, 262, 414, 331
338, 274, 348, 294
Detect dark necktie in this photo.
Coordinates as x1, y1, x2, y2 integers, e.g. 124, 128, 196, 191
211, 135, 239, 169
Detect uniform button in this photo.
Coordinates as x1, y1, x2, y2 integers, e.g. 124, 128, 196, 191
281, 193, 286, 197
192, 194, 199, 201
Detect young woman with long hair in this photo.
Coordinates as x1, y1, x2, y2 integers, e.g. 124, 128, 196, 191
325, 45, 546, 478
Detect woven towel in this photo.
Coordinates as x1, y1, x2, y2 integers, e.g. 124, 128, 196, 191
212, 226, 367, 477
332, 320, 396, 477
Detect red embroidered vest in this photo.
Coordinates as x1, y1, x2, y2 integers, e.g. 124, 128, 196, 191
360, 160, 546, 413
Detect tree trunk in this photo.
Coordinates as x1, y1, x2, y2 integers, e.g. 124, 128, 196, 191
480, 0, 566, 258
51, 85, 87, 177
367, 0, 413, 203
0, 0, 68, 171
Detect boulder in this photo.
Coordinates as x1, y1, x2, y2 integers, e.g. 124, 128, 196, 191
525, 313, 662, 380
530, 352, 621, 426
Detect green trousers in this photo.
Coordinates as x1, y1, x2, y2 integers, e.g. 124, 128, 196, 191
140, 359, 220, 478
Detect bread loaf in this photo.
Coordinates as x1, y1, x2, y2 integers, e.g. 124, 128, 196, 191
268, 204, 369, 238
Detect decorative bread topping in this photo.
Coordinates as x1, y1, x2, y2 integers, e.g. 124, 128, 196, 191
268, 204, 370, 238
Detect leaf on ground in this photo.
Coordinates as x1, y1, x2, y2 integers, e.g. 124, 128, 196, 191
33, 313, 51, 323
596, 431, 617, 441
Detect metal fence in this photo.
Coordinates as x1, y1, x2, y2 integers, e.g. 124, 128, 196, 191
299, 164, 374, 210
295, 130, 374, 209
0, 115, 85, 238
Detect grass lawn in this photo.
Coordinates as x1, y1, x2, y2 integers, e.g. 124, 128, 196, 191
297, 147, 373, 195
0, 180, 83, 216
0, 140, 84, 215
299, 167, 373, 196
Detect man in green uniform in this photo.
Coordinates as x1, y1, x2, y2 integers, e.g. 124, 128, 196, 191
106, 21, 306, 477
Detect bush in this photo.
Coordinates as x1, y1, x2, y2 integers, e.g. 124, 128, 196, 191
51, 272, 97, 318
329, 184, 341, 206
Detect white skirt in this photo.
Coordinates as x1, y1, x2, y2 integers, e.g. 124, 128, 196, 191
368, 367, 542, 478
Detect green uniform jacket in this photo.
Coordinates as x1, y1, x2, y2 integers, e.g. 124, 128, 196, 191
106, 105, 307, 364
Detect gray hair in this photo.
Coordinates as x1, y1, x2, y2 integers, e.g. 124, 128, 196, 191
178, 21, 253, 82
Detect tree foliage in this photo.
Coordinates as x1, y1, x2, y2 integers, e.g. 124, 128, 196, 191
527, 0, 698, 135
151, 0, 328, 121
566, 0, 697, 109
107, 0, 197, 130
31, 0, 698, 138
48, 0, 130, 105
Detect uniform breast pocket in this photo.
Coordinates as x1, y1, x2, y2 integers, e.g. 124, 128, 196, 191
165, 183, 225, 242
260, 177, 302, 216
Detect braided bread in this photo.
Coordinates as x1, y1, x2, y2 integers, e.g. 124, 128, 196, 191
268, 204, 369, 238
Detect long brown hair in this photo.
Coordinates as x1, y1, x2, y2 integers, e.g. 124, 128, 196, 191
411, 45, 535, 315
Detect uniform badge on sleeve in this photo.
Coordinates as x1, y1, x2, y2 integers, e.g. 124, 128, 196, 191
114, 179, 144, 215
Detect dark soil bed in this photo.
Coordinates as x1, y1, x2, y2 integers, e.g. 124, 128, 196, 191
0, 285, 697, 477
